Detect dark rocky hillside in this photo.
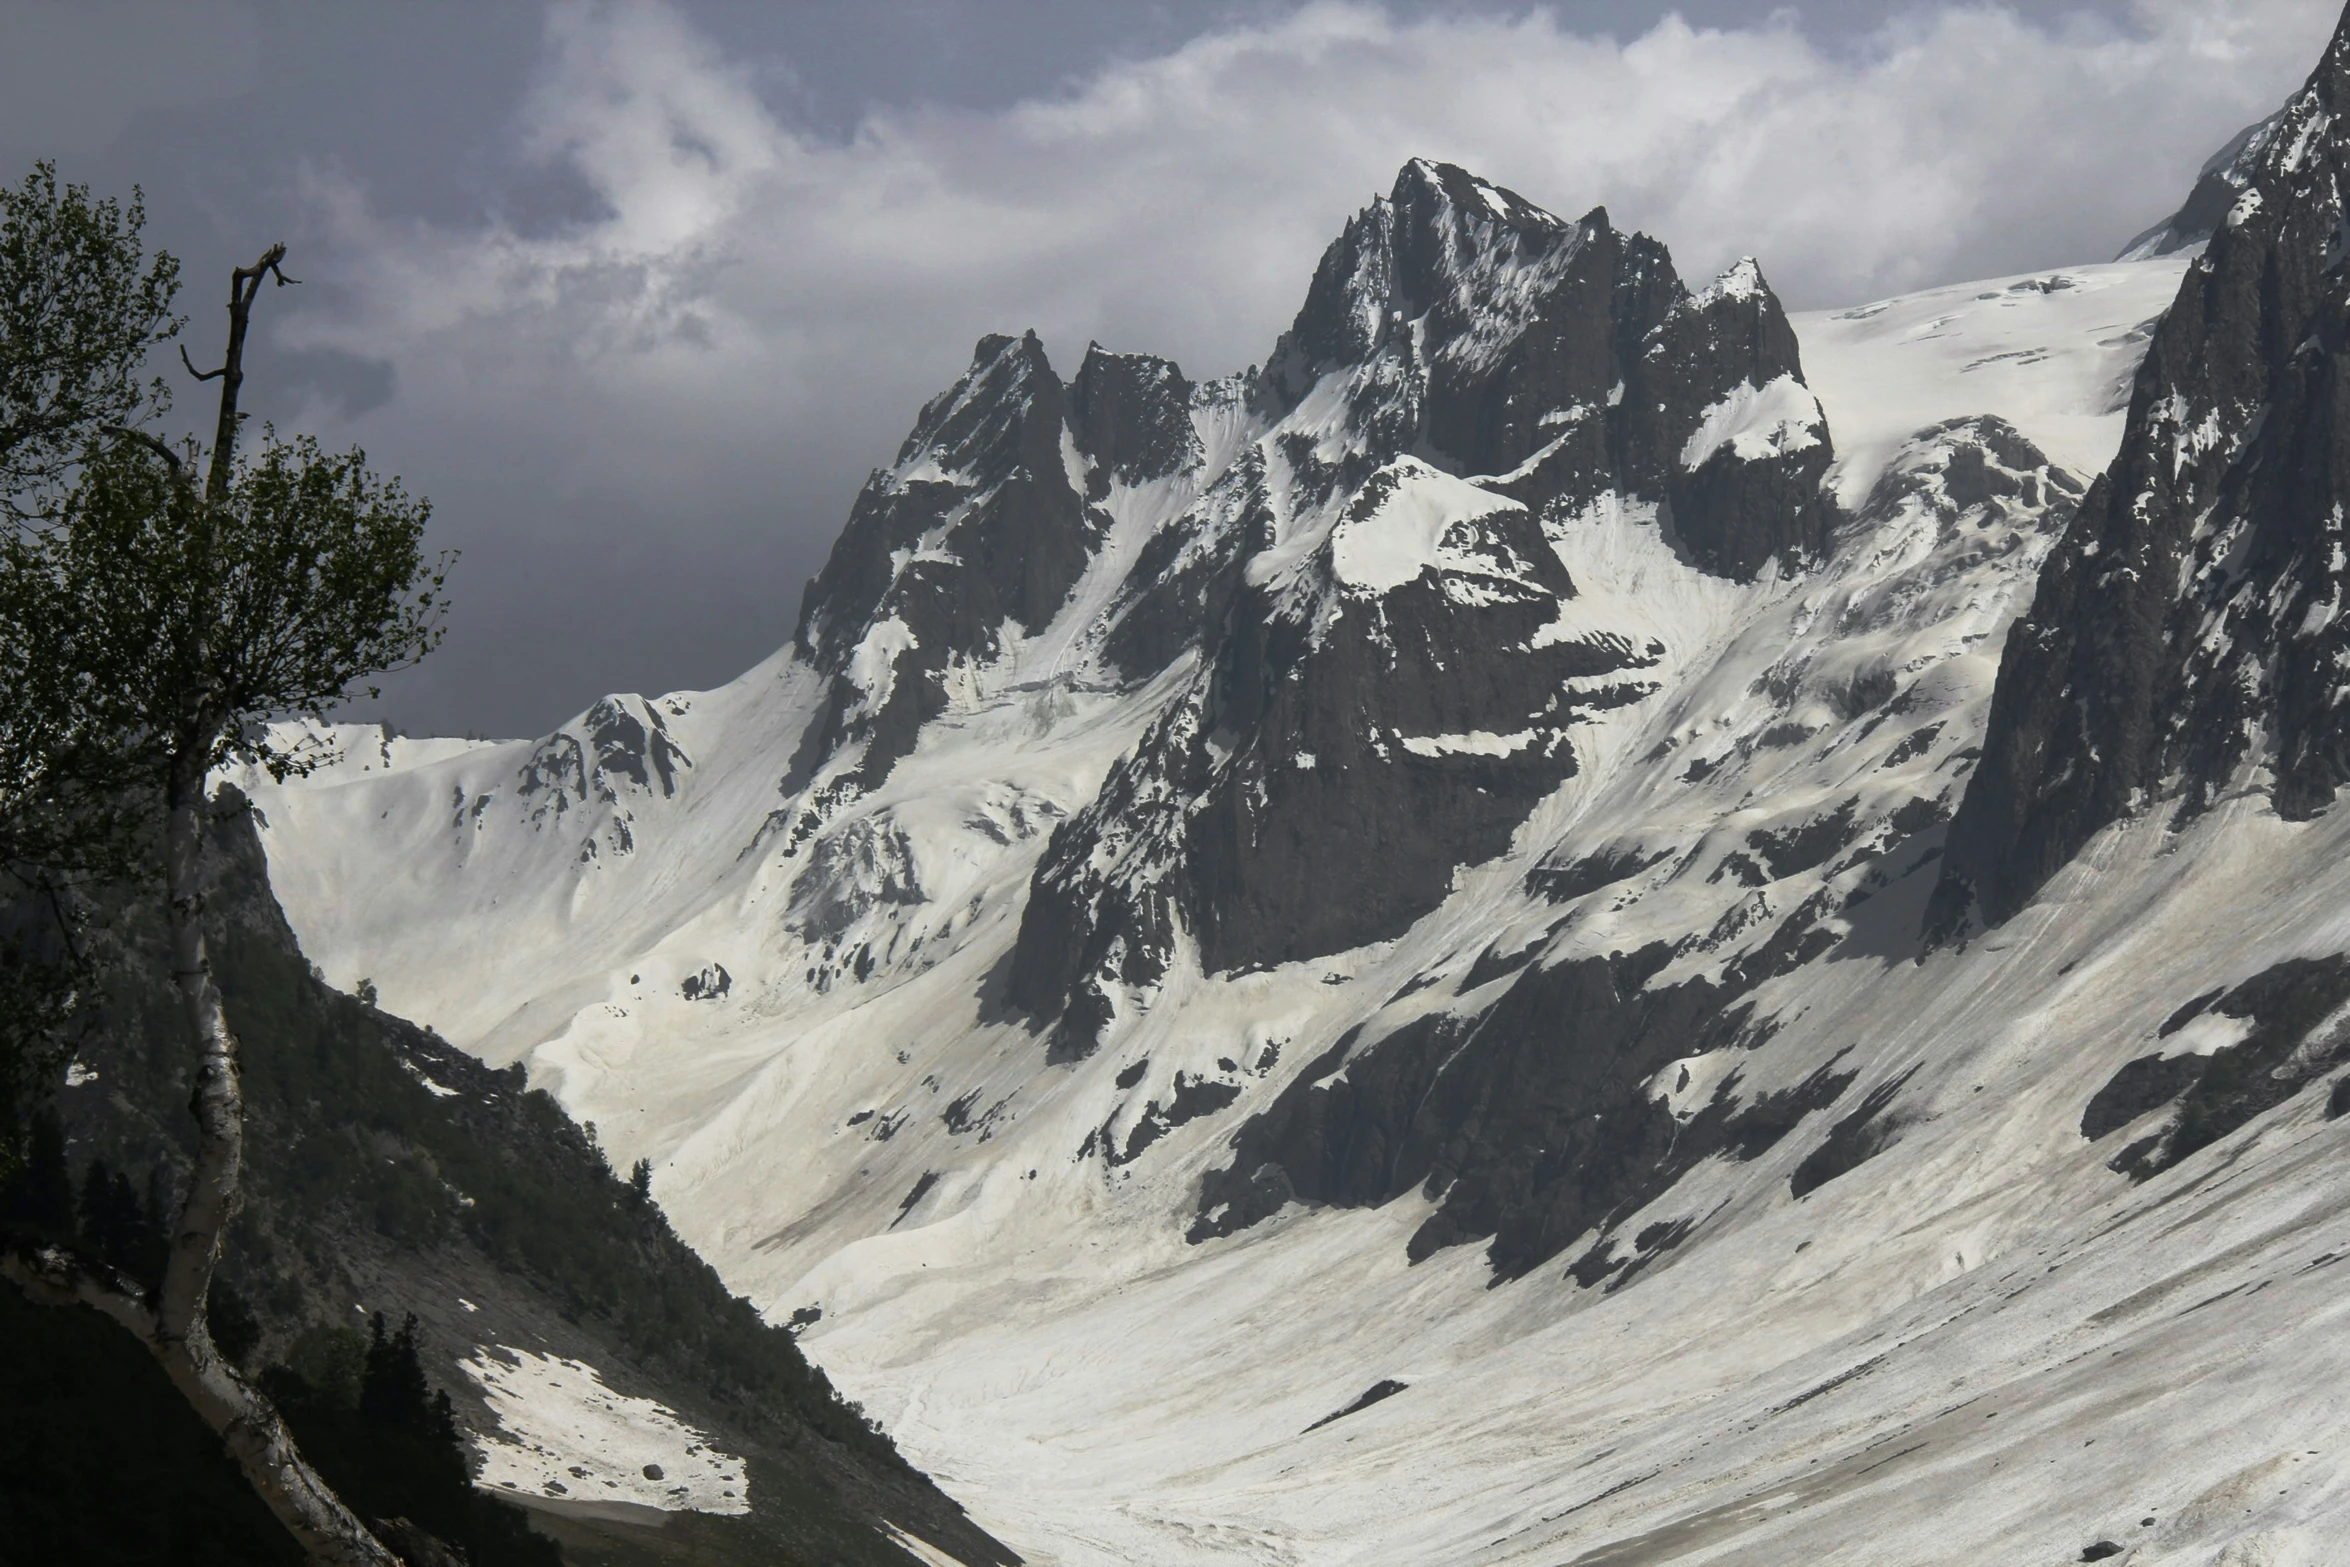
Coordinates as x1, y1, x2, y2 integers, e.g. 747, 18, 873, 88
8, 792, 1014, 1567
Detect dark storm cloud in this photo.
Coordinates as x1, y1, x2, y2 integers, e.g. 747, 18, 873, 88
0, 1, 2328, 738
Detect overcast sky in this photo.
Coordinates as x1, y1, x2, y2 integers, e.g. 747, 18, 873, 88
0, 0, 2332, 738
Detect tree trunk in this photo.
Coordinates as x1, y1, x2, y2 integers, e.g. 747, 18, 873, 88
11, 241, 405, 1564
4, 1244, 398, 1565
136, 759, 403, 1566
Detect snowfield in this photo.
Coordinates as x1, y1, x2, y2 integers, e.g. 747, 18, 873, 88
227, 241, 2350, 1567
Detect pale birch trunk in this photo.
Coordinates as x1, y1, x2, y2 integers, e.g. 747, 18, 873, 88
2, 241, 405, 1565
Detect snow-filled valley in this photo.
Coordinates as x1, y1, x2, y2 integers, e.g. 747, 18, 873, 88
228, 38, 2350, 1564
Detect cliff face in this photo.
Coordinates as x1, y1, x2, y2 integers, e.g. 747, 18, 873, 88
1936, 11, 2350, 933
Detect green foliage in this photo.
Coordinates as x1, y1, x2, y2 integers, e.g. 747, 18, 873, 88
0, 164, 187, 1098
0, 1105, 75, 1236
281, 1323, 369, 1411
76, 1155, 167, 1286
0, 161, 448, 1139
0, 1285, 304, 1566
0, 160, 183, 519
263, 1313, 560, 1567
0, 1118, 171, 1300
10, 430, 447, 782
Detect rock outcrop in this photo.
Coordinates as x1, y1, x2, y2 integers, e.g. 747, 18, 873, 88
1936, 12, 2350, 933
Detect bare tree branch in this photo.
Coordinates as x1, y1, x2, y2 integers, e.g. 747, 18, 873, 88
179, 345, 226, 383
203, 244, 289, 505
99, 422, 189, 482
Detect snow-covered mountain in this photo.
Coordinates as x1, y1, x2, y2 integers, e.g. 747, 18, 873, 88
235, 13, 2350, 1564
2119, 101, 2291, 261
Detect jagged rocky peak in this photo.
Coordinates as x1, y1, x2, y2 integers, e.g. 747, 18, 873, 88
793, 329, 1084, 672
1067, 343, 1201, 498
1935, 8, 2350, 934
778, 326, 1232, 810
1272, 157, 1585, 376
781, 329, 1100, 800
1627, 254, 1834, 580
1001, 159, 1842, 1057
2120, 102, 2291, 259
1264, 158, 1833, 577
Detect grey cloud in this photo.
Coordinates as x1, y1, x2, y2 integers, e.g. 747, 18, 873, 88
0, 0, 2330, 740
0, 0, 260, 160
260, 345, 395, 420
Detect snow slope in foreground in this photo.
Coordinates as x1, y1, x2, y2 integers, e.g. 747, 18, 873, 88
225, 254, 2350, 1567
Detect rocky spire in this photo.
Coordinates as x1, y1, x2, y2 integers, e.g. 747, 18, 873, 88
1934, 8, 2350, 934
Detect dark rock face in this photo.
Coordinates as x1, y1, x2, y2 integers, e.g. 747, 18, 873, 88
1087, 1071, 1247, 1167
1009, 462, 1667, 1059
1005, 160, 1838, 1054
1182, 411, 2082, 1277
2080, 1054, 2206, 1143
785, 331, 1099, 801
1188, 942, 1866, 1282
518, 697, 690, 820
1525, 844, 1671, 903
1623, 261, 1837, 580
1789, 1067, 1917, 1198
1303, 1379, 1408, 1433
1096, 436, 1269, 685
1935, 18, 2350, 933
1068, 345, 1200, 498
2082, 956, 2350, 1178
512, 696, 692, 863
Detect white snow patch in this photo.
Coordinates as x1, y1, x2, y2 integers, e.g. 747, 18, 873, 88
1794, 258, 2191, 506
2160, 1011, 2254, 1059
1698, 256, 1765, 306
1327, 459, 1526, 594
1679, 375, 1824, 469
845, 616, 919, 724
884, 1524, 976, 1566
462, 1347, 749, 1515
400, 1059, 460, 1098
1398, 729, 1537, 759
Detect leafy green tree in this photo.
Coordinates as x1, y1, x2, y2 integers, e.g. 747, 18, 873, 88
0, 163, 184, 1136
1, 226, 450, 1566
0, 160, 181, 518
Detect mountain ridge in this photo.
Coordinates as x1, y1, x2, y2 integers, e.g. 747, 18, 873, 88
208, 81, 2350, 1566
1937, 6, 2350, 933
